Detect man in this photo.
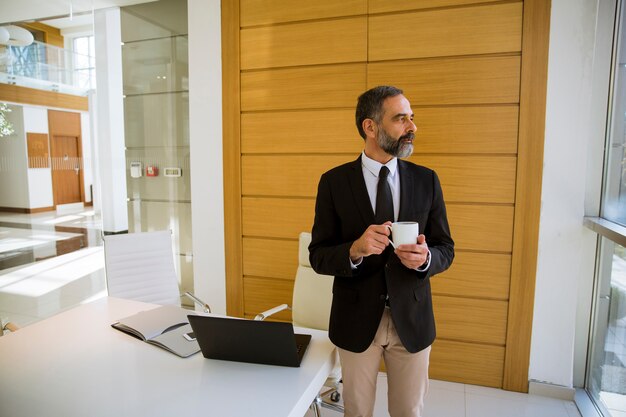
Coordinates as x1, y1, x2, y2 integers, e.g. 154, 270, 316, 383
309, 86, 454, 417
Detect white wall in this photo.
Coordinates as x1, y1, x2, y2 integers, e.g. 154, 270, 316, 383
529, 0, 607, 388
0, 105, 29, 208
23, 106, 54, 209
188, 0, 226, 314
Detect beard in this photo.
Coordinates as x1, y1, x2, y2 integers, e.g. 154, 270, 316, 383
376, 127, 414, 158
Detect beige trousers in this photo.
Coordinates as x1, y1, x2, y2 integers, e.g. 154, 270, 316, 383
337, 309, 431, 417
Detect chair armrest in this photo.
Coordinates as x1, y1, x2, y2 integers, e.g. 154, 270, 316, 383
254, 304, 291, 321
182, 291, 211, 313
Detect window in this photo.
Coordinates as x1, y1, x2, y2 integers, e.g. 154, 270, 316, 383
71, 35, 95, 90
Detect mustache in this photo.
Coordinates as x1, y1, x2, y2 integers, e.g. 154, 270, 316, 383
400, 133, 415, 141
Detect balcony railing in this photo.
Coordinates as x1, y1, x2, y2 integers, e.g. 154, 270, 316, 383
0, 40, 94, 96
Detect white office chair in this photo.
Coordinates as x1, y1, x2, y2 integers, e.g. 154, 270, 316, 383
103, 230, 182, 306
256, 232, 343, 415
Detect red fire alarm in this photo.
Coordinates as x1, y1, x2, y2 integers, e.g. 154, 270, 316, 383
146, 165, 159, 177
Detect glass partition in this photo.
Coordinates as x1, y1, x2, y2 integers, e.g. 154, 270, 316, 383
0, 40, 93, 95
120, 0, 193, 301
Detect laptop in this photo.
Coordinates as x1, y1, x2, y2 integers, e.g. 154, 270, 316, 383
187, 315, 312, 367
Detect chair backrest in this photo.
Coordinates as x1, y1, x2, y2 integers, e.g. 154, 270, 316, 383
103, 230, 181, 306
291, 232, 334, 330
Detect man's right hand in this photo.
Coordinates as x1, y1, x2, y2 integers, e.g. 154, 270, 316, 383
349, 222, 392, 262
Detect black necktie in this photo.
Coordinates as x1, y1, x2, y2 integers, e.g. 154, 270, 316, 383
375, 166, 394, 224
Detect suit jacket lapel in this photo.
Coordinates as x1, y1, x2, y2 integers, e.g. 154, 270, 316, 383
398, 159, 414, 221
348, 155, 375, 225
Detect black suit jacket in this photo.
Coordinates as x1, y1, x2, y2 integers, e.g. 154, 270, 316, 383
309, 156, 454, 353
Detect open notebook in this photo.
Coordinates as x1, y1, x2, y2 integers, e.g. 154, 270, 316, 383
112, 305, 200, 358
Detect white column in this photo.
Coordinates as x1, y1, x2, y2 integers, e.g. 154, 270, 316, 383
94, 7, 128, 233
188, 0, 226, 314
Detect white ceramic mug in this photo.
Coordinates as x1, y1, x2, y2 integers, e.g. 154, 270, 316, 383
386, 221, 419, 248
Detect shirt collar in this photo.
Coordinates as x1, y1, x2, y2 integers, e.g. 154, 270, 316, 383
361, 151, 398, 178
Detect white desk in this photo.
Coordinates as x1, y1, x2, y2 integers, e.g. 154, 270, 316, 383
0, 297, 336, 417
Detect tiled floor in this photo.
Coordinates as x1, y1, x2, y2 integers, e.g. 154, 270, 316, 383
305, 374, 582, 417
0, 206, 106, 327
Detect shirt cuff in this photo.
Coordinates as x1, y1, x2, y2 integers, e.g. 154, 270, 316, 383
350, 256, 363, 269
416, 250, 431, 272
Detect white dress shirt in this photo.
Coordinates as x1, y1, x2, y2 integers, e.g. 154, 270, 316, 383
351, 152, 431, 271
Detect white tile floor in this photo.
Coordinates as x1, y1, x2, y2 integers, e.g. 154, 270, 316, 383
305, 374, 582, 417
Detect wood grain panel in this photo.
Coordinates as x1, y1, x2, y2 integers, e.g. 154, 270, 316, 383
242, 109, 362, 154
503, 0, 551, 393
430, 339, 504, 387
241, 155, 353, 197
222, 0, 244, 316
243, 276, 294, 321
414, 106, 518, 154
0, 84, 88, 111
27, 133, 50, 168
370, 0, 505, 14
243, 155, 516, 203
410, 155, 516, 204
241, 0, 367, 27
241, 64, 366, 111
242, 106, 518, 155
432, 251, 511, 300
368, 56, 521, 106
242, 196, 512, 254
447, 204, 514, 253
242, 197, 315, 239
243, 237, 298, 280
241, 17, 367, 69
434, 295, 508, 345
370, 2, 522, 61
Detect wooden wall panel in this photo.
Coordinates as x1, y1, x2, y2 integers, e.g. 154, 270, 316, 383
241, 64, 366, 111
243, 276, 294, 320
369, 0, 505, 14
368, 56, 521, 106
447, 204, 514, 253
369, 3, 522, 61
503, 0, 551, 392
223, 0, 244, 316
242, 197, 315, 239
411, 155, 516, 204
243, 155, 516, 203
430, 339, 505, 388
243, 237, 298, 280
242, 196, 512, 254
241, 17, 367, 69
414, 106, 519, 155
242, 110, 361, 154
241, 0, 366, 27
0, 84, 88, 111
434, 295, 508, 345
226, 0, 549, 392
242, 106, 518, 155
432, 252, 511, 300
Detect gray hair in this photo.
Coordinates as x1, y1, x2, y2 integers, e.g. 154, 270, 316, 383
355, 85, 404, 139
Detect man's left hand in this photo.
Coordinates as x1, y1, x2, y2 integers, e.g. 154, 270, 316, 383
395, 234, 429, 270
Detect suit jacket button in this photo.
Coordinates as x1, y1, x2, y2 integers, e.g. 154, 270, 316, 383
379, 294, 386, 300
